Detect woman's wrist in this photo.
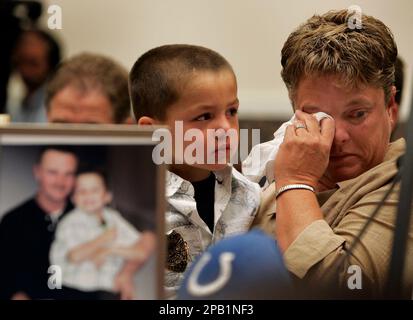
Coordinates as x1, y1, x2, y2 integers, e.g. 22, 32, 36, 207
276, 179, 313, 190
275, 183, 315, 199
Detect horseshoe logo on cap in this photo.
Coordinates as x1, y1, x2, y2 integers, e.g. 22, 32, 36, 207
187, 252, 235, 297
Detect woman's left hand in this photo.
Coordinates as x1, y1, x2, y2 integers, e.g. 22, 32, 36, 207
274, 110, 335, 188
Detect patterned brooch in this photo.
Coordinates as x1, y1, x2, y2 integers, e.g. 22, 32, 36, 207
166, 230, 190, 273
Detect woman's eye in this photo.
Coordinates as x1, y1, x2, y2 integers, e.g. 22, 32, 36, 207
350, 110, 367, 119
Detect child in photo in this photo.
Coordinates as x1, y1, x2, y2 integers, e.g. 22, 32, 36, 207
50, 168, 151, 298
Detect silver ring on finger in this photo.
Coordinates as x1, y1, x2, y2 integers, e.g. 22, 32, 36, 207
295, 122, 307, 131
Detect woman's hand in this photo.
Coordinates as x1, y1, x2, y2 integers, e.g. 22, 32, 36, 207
274, 110, 335, 189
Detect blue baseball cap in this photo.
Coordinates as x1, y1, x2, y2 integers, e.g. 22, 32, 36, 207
178, 229, 292, 299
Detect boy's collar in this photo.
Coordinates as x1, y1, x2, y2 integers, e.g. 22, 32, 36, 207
166, 165, 233, 198
166, 170, 191, 197
213, 165, 232, 184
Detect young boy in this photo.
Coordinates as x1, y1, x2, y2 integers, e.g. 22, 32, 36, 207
50, 168, 152, 298
129, 44, 261, 294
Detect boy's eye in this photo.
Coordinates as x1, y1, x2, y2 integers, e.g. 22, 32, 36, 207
226, 107, 238, 117
194, 113, 212, 121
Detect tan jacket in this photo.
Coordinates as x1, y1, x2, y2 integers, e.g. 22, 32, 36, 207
252, 139, 413, 297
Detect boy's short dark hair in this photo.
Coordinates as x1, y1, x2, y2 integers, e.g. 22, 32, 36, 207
129, 44, 234, 121
76, 166, 109, 189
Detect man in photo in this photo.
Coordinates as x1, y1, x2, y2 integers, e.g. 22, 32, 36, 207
0, 146, 78, 300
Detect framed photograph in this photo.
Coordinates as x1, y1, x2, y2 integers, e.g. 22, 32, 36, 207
0, 124, 165, 300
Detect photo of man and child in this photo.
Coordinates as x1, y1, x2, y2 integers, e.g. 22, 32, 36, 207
0, 141, 162, 300
50, 167, 146, 298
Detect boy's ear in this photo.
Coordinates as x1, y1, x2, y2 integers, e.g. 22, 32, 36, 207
138, 116, 157, 126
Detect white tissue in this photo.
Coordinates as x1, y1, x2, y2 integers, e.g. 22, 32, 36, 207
242, 112, 332, 187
